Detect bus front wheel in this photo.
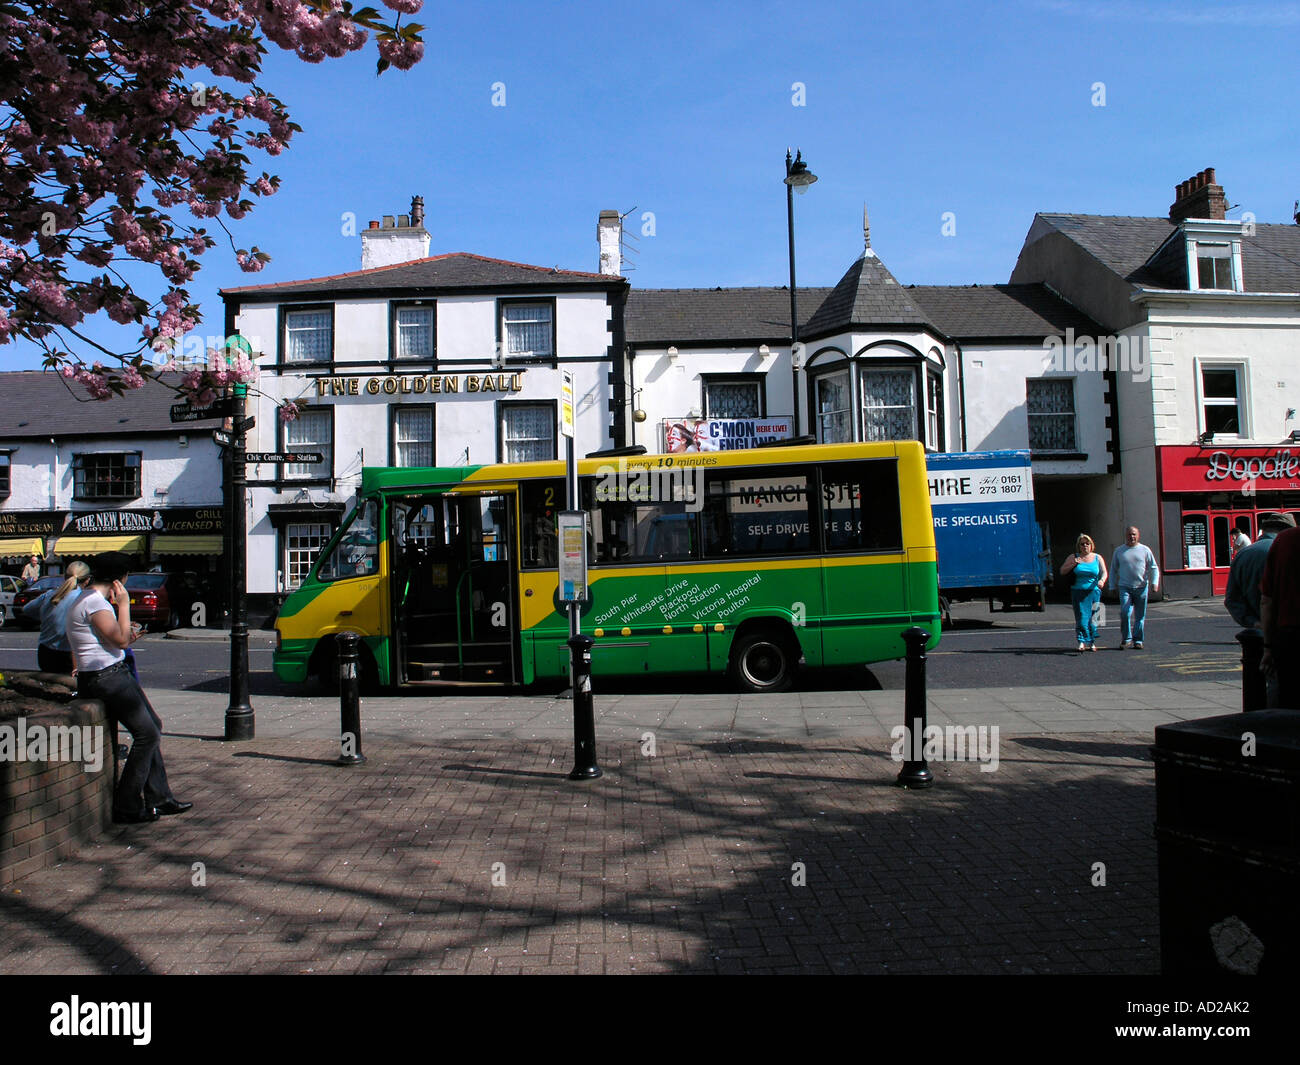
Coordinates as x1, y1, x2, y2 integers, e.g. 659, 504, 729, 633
729, 631, 796, 693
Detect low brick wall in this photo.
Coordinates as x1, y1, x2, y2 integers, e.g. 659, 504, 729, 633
1, 698, 113, 887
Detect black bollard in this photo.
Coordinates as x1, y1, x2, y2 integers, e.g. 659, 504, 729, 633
336, 631, 365, 766
567, 633, 601, 780
1236, 629, 1266, 712
896, 626, 934, 788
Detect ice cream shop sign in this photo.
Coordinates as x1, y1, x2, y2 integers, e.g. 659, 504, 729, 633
1160, 446, 1300, 492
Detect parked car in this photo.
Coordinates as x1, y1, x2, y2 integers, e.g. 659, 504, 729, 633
0, 573, 23, 628
9, 575, 64, 628
125, 572, 196, 632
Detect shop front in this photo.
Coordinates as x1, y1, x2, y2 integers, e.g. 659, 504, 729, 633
0, 511, 61, 574
1156, 446, 1300, 597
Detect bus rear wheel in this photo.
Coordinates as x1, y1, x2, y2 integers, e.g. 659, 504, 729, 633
729, 631, 796, 693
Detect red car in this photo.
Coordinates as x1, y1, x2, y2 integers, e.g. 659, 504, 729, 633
126, 572, 196, 632
10, 575, 64, 628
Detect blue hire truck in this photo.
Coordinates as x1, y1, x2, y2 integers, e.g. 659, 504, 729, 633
927, 450, 1051, 620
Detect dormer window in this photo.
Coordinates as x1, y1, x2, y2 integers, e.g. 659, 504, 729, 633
1196, 243, 1233, 289
1182, 221, 1244, 293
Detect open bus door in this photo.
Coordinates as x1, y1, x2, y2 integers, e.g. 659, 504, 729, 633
391, 490, 519, 685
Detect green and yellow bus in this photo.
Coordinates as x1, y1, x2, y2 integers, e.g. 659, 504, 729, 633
272, 441, 940, 692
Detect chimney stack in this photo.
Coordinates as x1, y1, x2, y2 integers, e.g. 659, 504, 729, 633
1169, 167, 1227, 223
597, 210, 623, 276
360, 196, 431, 269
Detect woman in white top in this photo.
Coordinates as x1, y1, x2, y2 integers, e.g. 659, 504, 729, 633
67, 551, 192, 825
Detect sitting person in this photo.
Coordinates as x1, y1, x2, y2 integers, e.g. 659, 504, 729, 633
66, 551, 192, 825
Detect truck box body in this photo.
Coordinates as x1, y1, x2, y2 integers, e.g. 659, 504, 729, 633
927, 450, 1049, 609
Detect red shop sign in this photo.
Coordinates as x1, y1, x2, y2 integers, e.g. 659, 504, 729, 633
1159, 445, 1300, 493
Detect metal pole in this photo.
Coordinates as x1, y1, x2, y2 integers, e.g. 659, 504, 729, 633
224, 382, 254, 740
568, 633, 600, 780
336, 630, 365, 764
566, 434, 600, 779
896, 626, 934, 788
786, 152, 801, 438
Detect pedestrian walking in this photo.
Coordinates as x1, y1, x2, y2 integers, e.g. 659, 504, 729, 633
1060, 533, 1107, 652
20, 554, 41, 585
1110, 526, 1159, 649
1261, 524, 1300, 709
65, 551, 193, 825
1226, 512, 1295, 707
21, 560, 90, 674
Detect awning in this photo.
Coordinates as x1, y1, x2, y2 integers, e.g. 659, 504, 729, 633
52, 535, 146, 556
150, 534, 224, 556
0, 537, 44, 559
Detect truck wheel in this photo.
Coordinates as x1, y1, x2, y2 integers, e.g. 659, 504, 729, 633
729, 631, 796, 693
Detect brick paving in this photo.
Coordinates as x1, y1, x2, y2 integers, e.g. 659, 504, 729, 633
0, 730, 1159, 974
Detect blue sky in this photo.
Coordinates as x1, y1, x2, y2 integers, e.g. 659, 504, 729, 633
10, 0, 1300, 369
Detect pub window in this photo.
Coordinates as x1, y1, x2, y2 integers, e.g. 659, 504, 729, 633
393, 303, 435, 360
519, 479, 563, 569
1026, 378, 1077, 452
703, 377, 763, 418
500, 402, 556, 462
860, 367, 918, 442
73, 452, 141, 501
820, 461, 902, 553
284, 408, 333, 481
702, 472, 813, 558
0, 452, 9, 499
815, 369, 852, 444
283, 307, 333, 364
391, 406, 434, 467
502, 301, 554, 359
284, 522, 332, 590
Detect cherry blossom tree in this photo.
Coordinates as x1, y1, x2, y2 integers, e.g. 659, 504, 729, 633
0, 1, 424, 401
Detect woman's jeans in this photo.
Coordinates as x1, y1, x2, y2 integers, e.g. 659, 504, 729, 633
77, 661, 172, 816
1071, 587, 1101, 645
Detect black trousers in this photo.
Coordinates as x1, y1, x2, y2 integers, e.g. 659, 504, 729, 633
77, 663, 173, 816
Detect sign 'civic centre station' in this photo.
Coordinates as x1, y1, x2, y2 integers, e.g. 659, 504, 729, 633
315, 373, 526, 397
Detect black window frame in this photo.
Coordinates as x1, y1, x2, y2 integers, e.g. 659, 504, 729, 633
1026, 377, 1078, 454
277, 302, 335, 368
72, 451, 142, 502
388, 299, 437, 365
700, 373, 767, 419
497, 399, 558, 463
275, 403, 335, 487
497, 297, 557, 366
0, 451, 10, 500
389, 403, 436, 468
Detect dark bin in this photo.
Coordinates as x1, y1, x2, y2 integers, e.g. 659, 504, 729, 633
1152, 709, 1300, 976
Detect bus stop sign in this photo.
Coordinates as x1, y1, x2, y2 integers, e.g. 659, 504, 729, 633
557, 510, 588, 603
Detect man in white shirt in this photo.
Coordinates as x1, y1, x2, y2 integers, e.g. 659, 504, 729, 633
1110, 526, 1160, 649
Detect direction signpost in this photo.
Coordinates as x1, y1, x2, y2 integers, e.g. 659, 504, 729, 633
170, 398, 233, 423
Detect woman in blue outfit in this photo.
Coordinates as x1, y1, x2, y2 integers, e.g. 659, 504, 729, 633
1060, 533, 1108, 651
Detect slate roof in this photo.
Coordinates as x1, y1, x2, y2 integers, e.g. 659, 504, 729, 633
222, 252, 623, 302
625, 287, 831, 345
1035, 214, 1300, 293
802, 252, 931, 336
626, 281, 1098, 345
907, 284, 1103, 339
0, 372, 219, 440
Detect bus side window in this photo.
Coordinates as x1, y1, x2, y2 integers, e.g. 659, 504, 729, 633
820, 461, 902, 552
520, 480, 562, 568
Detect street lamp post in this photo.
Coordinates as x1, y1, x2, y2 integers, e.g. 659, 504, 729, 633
223, 342, 255, 741
784, 149, 817, 438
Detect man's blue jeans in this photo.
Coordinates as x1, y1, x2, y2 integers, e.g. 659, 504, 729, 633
1119, 586, 1149, 644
